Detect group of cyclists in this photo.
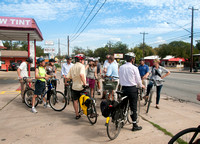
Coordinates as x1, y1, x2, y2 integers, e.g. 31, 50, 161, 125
17, 52, 171, 131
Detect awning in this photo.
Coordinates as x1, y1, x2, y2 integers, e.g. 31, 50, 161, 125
0, 16, 43, 41
1, 50, 28, 58
168, 58, 185, 62
0, 46, 7, 49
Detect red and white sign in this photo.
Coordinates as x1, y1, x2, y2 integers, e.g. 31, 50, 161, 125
0, 16, 32, 28
44, 48, 55, 54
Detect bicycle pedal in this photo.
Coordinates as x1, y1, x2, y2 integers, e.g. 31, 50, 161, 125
105, 123, 108, 126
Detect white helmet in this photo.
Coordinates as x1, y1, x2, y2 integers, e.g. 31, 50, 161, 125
125, 52, 136, 58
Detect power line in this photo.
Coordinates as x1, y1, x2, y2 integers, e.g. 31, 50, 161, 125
70, 0, 107, 42
70, 0, 91, 38
140, 32, 148, 57
70, 0, 100, 41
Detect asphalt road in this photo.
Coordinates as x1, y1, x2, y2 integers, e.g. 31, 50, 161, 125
162, 72, 200, 104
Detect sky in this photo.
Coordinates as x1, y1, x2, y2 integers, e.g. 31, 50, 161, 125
0, 0, 200, 55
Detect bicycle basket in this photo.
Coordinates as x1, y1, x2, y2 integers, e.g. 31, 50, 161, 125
103, 81, 118, 91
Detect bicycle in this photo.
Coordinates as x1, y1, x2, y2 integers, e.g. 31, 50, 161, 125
105, 91, 129, 140
78, 85, 98, 125
64, 80, 72, 105
22, 77, 36, 92
168, 125, 200, 144
24, 78, 67, 112
127, 88, 143, 124
145, 78, 164, 113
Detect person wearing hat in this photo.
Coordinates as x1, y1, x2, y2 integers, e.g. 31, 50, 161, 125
17, 57, 33, 103
119, 52, 145, 131
31, 58, 51, 113
46, 58, 57, 107
138, 58, 149, 94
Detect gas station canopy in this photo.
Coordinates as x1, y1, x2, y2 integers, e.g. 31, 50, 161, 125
0, 16, 43, 41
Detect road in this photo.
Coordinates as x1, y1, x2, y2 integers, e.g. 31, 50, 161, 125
162, 72, 200, 104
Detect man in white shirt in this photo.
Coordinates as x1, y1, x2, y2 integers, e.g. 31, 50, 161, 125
17, 57, 33, 103
62, 56, 74, 97
119, 52, 145, 131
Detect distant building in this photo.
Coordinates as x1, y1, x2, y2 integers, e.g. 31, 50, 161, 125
0, 50, 28, 70
144, 55, 160, 66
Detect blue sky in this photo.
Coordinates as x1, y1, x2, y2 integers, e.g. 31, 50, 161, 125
1, 0, 200, 55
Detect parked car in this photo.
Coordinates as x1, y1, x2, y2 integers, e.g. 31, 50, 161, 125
9, 62, 20, 71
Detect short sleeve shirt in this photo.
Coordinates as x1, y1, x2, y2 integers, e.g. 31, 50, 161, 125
18, 62, 28, 78
138, 64, 149, 77
66, 62, 86, 91
103, 60, 110, 69
106, 62, 119, 79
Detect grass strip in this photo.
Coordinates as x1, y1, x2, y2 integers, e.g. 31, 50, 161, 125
140, 116, 187, 144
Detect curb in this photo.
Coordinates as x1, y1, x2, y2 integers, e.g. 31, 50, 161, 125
0, 93, 20, 111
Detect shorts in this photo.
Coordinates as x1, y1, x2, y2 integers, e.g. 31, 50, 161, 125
89, 79, 95, 89
72, 90, 82, 101
34, 80, 45, 95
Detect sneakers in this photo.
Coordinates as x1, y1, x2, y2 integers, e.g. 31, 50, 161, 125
132, 123, 142, 131
46, 103, 51, 108
31, 107, 38, 113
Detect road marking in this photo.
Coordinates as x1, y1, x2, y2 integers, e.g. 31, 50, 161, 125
0, 91, 20, 95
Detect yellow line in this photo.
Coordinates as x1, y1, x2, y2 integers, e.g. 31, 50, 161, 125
0, 91, 6, 94
0, 91, 20, 95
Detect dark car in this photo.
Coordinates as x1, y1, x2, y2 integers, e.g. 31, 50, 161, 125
9, 62, 20, 71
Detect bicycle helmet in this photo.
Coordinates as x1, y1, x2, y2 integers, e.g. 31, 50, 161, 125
26, 57, 33, 63
37, 58, 45, 64
125, 52, 136, 58
75, 54, 85, 60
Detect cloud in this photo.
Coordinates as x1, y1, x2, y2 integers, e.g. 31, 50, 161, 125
0, 0, 80, 21
110, 37, 121, 41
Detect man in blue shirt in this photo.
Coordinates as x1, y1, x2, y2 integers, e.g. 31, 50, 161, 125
138, 58, 149, 94
106, 55, 119, 101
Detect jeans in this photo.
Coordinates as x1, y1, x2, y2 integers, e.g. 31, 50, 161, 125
122, 86, 138, 122
47, 80, 57, 101
146, 82, 163, 104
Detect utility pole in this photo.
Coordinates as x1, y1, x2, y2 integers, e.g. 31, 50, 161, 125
189, 7, 198, 72
140, 32, 148, 57
67, 36, 70, 56
58, 38, 61, 56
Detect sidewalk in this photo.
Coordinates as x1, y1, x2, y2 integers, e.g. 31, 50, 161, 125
140, 94, 200, 137
0, 76, 199, 143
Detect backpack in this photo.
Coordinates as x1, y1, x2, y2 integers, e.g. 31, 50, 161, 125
79, 95, 92, 115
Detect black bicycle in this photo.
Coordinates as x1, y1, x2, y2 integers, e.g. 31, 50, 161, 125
105, 91, 129, 140
79, 86, 98, 125
145, 78, 164, 113
24, 78, 67, 111
168, 125, 200, 144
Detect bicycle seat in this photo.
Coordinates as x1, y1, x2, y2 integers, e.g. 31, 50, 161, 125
116, 91, 124, 96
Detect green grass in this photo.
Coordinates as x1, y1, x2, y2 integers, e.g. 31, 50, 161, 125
141, 116, 187, 144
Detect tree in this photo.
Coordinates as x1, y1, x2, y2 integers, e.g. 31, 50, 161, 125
85, 49, 94, 57
3, 41, 12, 50
73, 46, 85, 55
195, 41, 200, 53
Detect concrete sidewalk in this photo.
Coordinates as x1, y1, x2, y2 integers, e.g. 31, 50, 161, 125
140, 94, 200, 137
0, 75, 200, 143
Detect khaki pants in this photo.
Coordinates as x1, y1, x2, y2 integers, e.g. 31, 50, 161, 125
142, 79, 148, 94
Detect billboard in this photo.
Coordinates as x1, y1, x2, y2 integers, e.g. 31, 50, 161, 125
114, 53, 123, 59
45, 40, 54, 46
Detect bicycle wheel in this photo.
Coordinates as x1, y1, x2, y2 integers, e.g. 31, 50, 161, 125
107, 117, 122, 140
168, 127, 200, 144
137, 94, 141, 123
87, 103, 98, 125
24, 89, 39, 108
49, 91, 67, 111
146, 91, 153, 113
